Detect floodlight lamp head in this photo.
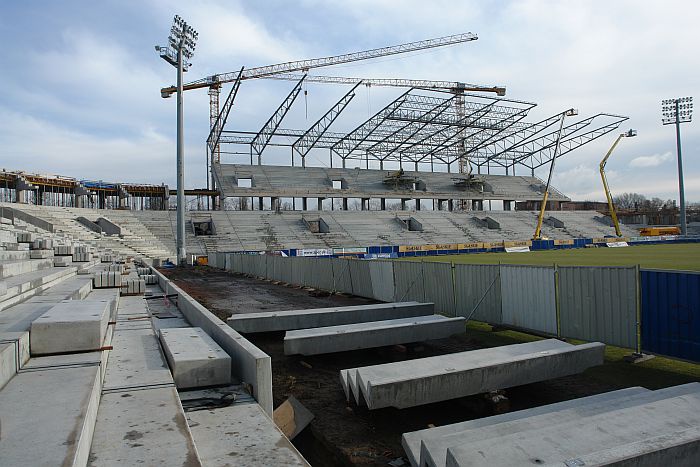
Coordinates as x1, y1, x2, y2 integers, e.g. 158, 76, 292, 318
565, 108, 578, 117
623, 129, 637, 137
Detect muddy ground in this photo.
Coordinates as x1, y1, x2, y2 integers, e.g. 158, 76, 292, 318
161, 266, 698, 467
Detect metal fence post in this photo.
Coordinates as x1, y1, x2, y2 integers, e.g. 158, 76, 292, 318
635, 264, 642, 355
451, 261, 457, 318
554, 263, 561, 338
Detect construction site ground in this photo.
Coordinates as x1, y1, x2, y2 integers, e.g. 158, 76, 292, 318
161, 266, 700, 467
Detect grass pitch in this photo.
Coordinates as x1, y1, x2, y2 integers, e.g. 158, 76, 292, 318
399, 243, 700, 271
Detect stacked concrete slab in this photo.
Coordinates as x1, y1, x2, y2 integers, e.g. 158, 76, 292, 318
340, 339, 605, 410
284, 315, 465, 356
403, 384, 700, 467
228, 301, 435, 333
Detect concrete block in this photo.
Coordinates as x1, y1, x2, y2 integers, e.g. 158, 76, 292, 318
187, 402, 310, 467
30, 300, 110, 355
53, 255, 72, 267
89, 386, 199, 466
100, 254, 115, 263
106, 263, 124, 273
228, 301, 435, 333
73, 245, 88, 253
343, 339, 604, 410
30, 249, 54, 259
136, 267, 151, 276
142, 274, 158, 284
31, 238, 53, 250
54, 245, 74, 256
0, 341, 17, 390
16, 231, 34, 243
93, 271, 121, 288
159, 327, 231, 389
284, 315, 466, 356
0, 280, 6, 296
121, 278, 145, 295
72, 252, 91, 262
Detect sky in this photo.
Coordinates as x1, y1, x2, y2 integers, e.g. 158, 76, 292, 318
0, 0, 698, 203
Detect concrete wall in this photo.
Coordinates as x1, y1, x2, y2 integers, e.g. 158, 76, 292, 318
151, 268, 273, 415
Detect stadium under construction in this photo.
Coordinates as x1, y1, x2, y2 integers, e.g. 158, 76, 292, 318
1, 20, 699, 467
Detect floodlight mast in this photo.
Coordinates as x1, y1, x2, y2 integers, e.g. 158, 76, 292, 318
600, 129, 637, 237
156, 15, 198, 266
662, 97, 693, 236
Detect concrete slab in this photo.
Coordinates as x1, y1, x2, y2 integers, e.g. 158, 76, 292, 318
0, 267, 77, 311
88, 386, 201, 466
444, 390, 700, 467
0, 364, 101, 467
30, 300, 110, 355
0, 257, 53, 278
284, 315, 466, 356
121, 278, 145, 295
343, 340, 603, 410
102, 328, 173, 392
160, 327, 231, 389
228, 301, 435, 333
415, 385, 700, 467
186, 402, 310, 467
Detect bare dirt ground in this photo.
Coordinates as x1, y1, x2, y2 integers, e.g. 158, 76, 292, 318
161, 266, 699, 467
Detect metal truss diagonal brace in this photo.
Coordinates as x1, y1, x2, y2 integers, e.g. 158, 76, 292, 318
293, 82, 361, 162
251, 75, 307, 162
207, 67, 244, 157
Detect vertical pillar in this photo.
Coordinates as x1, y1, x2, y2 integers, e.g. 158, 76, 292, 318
271, 197, 278, 211
302, 197, 308, 211
437, 199, 444, 211
342, 198, 348, 211
504, 200, 512, 211
380, 198, 386, 210
448, 199, 454, 211
362, 198, 369, 210
17, 189, 26, 204
317, 198, 323, 211
415, 199, 421, 211
401, 199, 407, 210
258, 197, 263, 211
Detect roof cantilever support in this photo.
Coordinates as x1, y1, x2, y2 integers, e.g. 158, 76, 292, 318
251, 75, 307, 164
293, 81, 362, 165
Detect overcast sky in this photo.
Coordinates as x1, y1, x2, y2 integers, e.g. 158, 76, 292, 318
0, 0, 697, 203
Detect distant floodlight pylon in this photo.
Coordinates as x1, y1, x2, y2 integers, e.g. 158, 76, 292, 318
156, 15, 198, 266
661, 96, 693, 236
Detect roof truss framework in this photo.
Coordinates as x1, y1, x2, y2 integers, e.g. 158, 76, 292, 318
217, 85, 627, 171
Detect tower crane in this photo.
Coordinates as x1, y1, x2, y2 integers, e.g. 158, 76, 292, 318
159, 32, 503, 178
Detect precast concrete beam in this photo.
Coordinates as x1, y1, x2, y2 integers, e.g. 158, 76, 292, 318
159, 327, 231, 389
30, 300, 110, 355
228, 301, 435, 333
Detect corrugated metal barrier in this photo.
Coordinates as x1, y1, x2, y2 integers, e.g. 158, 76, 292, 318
454, 264, 502, 323
422, 262, 456, 316
641, 269, 700, 361
559, 266, 638, 349
211, 254, 699, 361
500, 265, 557, 335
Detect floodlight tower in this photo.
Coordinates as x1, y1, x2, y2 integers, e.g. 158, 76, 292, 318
662, 97, 693, 236
156, 15, 198, 265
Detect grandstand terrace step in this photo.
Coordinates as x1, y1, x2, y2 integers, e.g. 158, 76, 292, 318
0, 266, 78, 311
0, 362, 102, 467
0, 257, 53, 278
